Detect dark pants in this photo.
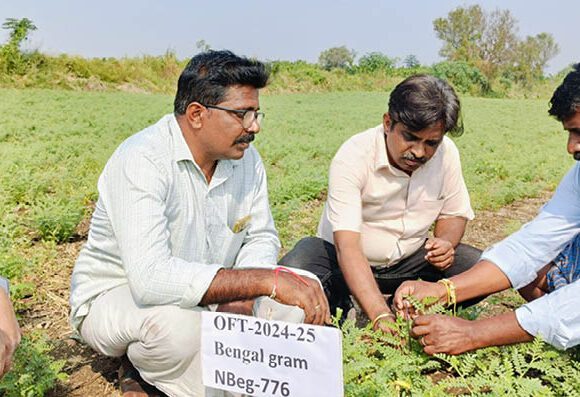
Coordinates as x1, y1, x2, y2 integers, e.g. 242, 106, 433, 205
278, 237, 483, 316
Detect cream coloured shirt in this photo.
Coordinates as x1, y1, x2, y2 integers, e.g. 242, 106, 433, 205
318, 125, 474, 267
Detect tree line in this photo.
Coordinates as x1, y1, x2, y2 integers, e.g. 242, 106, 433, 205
0, 5, 568, 97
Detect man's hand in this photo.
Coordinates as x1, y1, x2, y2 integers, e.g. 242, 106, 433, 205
393, 280, 447, 318
425, 238, 454, 270
0, 290, 21, 379
217, 300, 254, 316
274, 273, 330, 326
411, 314, 477, 355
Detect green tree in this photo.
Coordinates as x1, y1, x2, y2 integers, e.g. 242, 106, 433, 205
433, 5, 558, 83
195, 39, 211, 52
433, 5, 485, 63
0, 17, 37, 74
403, 54, 420, 68
358, 52, 395, 72
513, 32, 559, 83
318, 46, 355, 70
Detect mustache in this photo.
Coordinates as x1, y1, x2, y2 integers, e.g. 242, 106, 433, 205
574, 152, 580, 161
402, 153, 426, 164
234, 134, 255, 145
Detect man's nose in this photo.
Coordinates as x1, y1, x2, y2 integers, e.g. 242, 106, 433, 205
411, 143, 426, 159
567, 133, 580, 155
245, 117, 260, 134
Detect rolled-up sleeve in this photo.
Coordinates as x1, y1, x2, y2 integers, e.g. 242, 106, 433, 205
102, 149, 222, 308
438, 140, 474, 220
515, 280, 580, 349
326, 152, 365, 233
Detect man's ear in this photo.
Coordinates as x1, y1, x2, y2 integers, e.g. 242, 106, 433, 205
185, 102, 205, 129
383, 113, 391, 133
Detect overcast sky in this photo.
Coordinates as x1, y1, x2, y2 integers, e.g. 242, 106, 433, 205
0, 0, 577, 74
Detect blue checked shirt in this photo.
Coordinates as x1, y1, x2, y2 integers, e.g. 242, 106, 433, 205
70, 114, 280, 333
482, 162, 580, 349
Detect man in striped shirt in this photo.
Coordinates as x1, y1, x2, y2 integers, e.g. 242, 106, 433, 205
70, 51, 328, 397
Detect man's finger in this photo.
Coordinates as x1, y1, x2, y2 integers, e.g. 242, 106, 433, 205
410, 324, 431, 338
394, 284, 415, 309
411, 314, 432, 326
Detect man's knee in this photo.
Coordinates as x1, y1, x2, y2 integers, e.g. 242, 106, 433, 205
135, 306, 202, 367
279, 237, 328, 268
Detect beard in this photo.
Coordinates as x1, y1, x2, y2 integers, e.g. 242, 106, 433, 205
574, 152, 580, 161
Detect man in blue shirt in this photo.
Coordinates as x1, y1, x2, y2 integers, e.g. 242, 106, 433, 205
393, 64, 580, 354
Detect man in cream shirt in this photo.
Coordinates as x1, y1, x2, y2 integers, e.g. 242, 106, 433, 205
280, 74, 481, 332
69, 51, 329, 397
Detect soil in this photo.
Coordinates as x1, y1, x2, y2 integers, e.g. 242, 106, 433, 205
20, 191, 551, 396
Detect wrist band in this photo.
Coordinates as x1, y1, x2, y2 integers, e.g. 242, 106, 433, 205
269, 267, 309, 300
371, 312, 395, 329
437, 278, 457, 312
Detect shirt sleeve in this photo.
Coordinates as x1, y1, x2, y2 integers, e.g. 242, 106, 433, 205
234, 151, 281, 269
326, 143, 366, 233
482, 163, 580, 289
101, 149, 223, 308
438, 139, 474, 220
515, 279, 580, 349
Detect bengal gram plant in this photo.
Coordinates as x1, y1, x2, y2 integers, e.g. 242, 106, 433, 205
0, 89, 576, 395
339, 297, 580, 396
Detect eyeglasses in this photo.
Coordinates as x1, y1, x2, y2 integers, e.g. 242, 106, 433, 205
202, 104, 265, 129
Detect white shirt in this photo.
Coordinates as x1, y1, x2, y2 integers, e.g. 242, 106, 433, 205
70, 114, 280, 332
482, 162, 580, 349
318, 125, 474, 267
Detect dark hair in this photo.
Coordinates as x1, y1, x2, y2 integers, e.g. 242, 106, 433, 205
174, 50, 269, 115
388, 74, 463, 137
549, 63, 580, 121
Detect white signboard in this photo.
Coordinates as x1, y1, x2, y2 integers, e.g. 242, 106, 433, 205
201, 311, 343, 397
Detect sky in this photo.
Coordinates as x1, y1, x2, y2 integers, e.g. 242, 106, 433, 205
0, 0, 577, 75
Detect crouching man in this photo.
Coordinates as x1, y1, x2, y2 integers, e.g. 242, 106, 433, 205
69, 50, 329, 396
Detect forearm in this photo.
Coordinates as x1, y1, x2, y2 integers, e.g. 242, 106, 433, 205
451, 260, 512, 303
469, 312, 533, 351
200, 268, 272, 306
433, 216, 467, 247
335, 234, 391, 319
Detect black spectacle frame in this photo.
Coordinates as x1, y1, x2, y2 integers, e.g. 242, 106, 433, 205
201, 104, 265, 128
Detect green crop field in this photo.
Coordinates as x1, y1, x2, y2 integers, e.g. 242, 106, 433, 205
0, 88, 578, 395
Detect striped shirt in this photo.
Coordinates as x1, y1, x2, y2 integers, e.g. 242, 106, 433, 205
70, 114, 280, 333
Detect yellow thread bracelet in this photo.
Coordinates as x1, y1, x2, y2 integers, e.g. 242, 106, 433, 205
437, 278, 457, 309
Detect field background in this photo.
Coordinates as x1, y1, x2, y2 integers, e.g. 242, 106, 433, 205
0, 87, 578, 395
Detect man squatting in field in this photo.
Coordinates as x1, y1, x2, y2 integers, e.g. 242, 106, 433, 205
394, 64, 580, 354
280, 75, 482, 333
69, 51, 330, 397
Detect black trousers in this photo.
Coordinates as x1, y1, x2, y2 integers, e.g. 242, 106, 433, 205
279, 237, 483, 315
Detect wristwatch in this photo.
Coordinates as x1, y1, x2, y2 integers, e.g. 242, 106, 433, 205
0, 277, 9, 295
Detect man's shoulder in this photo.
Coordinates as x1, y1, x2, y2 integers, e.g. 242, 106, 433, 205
112, 114, 175, 166
336, 125, 382, 159
434, 136, 461, 164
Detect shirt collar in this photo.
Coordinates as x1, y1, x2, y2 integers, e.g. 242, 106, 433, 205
373, 125, 406, 176
168, 113, 242, 169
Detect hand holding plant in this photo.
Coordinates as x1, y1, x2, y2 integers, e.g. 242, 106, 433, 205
411, 314, 477, 355
393, 280, 447, 318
